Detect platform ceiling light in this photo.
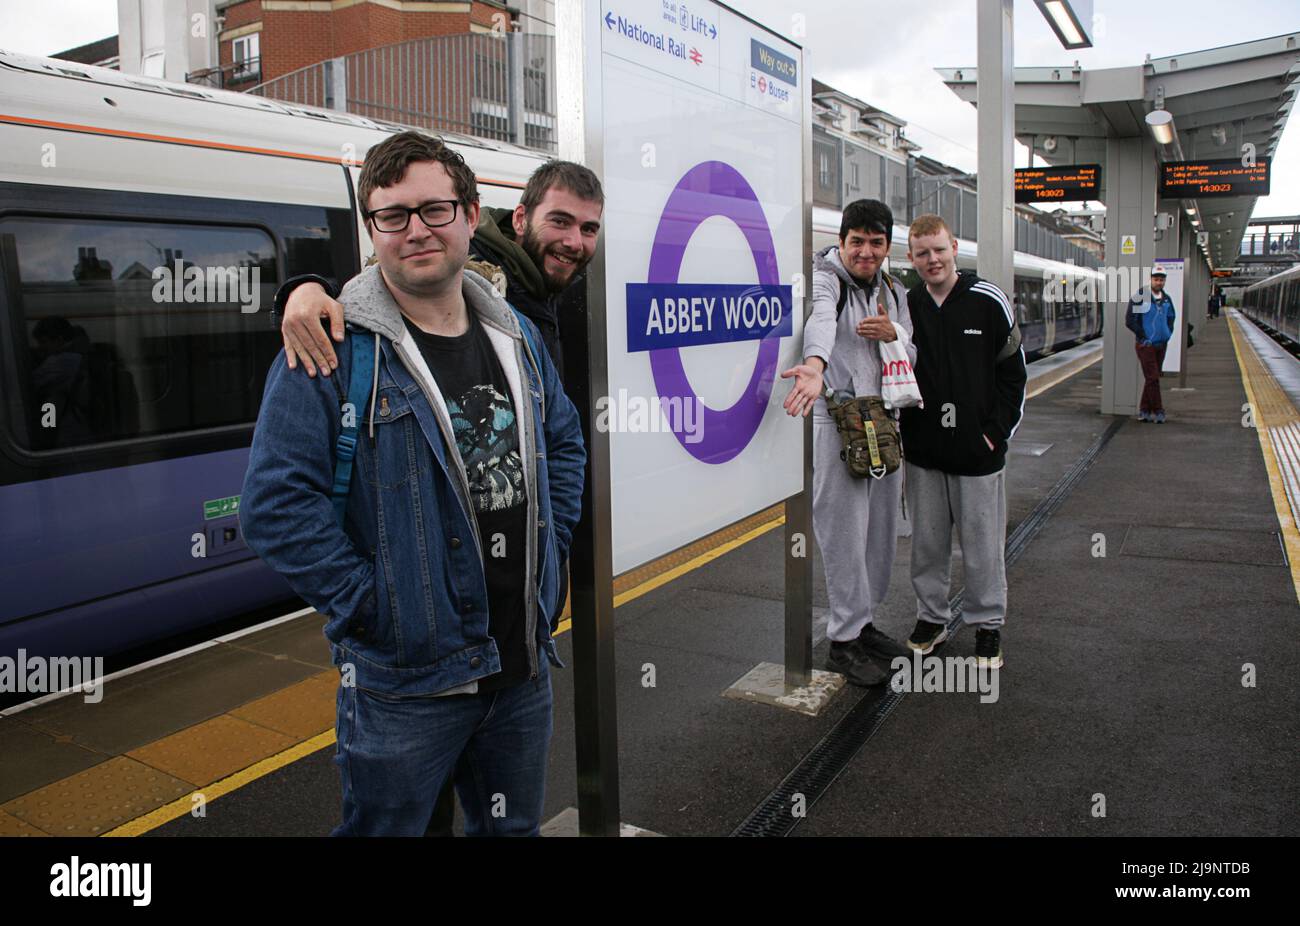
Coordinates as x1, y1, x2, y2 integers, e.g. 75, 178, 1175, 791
1211, 125, 1228, 146
1035, 0, 1094, 50
1146, 109, 1175, 146
1043, 135, 1059, 153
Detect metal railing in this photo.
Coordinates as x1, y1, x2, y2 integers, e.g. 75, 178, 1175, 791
186, 57, 262, 90
237, 33, 557, 153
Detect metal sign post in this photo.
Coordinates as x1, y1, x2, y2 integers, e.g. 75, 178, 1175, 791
558, 0, 810, 833
557, 0, 621, 838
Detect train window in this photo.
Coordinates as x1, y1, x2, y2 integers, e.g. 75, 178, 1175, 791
0, 216, 279, 452
1015, 277, 1042, 324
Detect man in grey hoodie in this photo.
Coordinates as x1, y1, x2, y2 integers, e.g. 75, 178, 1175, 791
782, 199, 915, 686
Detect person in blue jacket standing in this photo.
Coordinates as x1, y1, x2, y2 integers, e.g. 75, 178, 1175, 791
1125, 266, 1177, 423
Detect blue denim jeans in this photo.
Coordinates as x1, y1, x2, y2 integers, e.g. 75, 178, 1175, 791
332, 660, 553, 836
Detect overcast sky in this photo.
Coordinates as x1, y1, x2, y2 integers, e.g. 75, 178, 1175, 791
4, 0, 1297, 219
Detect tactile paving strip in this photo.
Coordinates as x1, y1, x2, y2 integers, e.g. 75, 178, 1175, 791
1229, 314, 1300, 601
229, 671, 338, 740
126, 714, 298, 788
0, 809, 49, 837
0, 757, 191, 836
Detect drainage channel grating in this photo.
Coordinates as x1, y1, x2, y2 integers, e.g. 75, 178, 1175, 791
730, 417, 1124, 837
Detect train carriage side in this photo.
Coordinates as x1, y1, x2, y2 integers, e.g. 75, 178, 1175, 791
1242, 264, 1300, 344
0, 53, 541, 663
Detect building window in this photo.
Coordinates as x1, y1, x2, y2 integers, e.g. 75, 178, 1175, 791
231, 34, 260, 82
471, 110, 510, 141
474, 51, 507, 104
819, 151, 831, 189
524, 123, 554, 152
849, 162, 860, 190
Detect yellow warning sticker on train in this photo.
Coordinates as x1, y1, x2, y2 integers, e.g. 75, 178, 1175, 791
1121, 235, 1136, 256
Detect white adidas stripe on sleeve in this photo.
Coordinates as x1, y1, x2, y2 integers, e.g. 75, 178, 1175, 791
971, 281, 1015, 328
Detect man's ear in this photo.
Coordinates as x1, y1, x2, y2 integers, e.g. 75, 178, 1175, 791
512, 203, 527, 237
465, 201, 481, 235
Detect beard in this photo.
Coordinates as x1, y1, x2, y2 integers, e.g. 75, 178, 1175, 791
521, 223, 589, 293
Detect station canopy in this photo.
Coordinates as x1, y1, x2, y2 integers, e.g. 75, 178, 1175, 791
938, 32, 1300, 270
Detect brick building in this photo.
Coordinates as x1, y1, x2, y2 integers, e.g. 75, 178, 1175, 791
214, 0, 519, 89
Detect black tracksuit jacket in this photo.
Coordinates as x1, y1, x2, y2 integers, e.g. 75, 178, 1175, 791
900, 270, 1027, 477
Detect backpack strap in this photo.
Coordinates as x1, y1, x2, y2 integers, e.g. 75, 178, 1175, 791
996, 319, 1023, 363
331, 331, 376, 527
509, 306, 547, 421
837, 271, 896, 320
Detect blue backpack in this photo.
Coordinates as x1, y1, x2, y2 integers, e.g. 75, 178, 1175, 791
330, 309, 545, 526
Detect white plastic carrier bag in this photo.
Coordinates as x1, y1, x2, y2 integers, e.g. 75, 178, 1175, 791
879, 323, 922, 411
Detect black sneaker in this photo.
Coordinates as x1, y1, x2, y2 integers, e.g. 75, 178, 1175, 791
975, 627, 1003, 669
856, 623, 910, 660
825, 640, 887, 687
907, 619, 949, 655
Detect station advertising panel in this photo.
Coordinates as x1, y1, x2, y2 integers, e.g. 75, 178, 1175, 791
1159, 158, 1271, 199
1013, 164, 1100, 204
597, 0, 804, 573
1157, 259, 1185, 374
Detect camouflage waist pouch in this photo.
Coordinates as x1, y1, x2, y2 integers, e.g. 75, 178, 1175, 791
824, 387, 902, 479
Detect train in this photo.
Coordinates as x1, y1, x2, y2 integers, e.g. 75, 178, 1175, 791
0, 50, 1102, 668
1240, 263, 1300, 344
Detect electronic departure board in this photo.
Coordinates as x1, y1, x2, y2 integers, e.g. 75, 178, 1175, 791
1014, 164, 1101, 203
1160, 158, 1271, 199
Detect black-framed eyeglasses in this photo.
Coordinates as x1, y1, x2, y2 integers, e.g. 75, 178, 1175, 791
364, 199, 459, 233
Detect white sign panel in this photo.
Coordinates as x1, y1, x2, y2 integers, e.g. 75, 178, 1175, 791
597, 0, 805, 573
1158, 258, 1185, 373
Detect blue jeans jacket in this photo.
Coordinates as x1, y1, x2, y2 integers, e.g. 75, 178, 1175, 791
242, 267, 585, 696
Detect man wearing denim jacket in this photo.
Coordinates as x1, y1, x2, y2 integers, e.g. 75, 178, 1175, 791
241, 131, 585, 836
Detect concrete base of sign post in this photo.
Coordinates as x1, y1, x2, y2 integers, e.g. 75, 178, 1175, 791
540, 807, 662, 837
722, 661, 845, 716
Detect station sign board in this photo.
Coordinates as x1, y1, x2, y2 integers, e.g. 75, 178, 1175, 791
1014, 164, 1100, 204
1159, 158, 1271, 199
595, 0, 805, 573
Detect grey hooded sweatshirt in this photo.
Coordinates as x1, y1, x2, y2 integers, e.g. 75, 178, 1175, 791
337, 265, 552, 693
802, 245, 916, 418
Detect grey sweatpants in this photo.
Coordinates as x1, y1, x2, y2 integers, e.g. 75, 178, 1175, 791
813, 417, 901, 642
905, 462, 1008, 629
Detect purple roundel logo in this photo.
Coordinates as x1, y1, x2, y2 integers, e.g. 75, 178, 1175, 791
633, 160, 792, 464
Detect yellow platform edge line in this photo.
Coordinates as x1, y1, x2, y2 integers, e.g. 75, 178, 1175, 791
102, 730, 335, 837
550, 513, 788, 638
1227, 315, 1300, 605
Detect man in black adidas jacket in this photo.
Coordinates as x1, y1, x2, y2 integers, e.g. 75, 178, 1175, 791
900, 214, 1026, 670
